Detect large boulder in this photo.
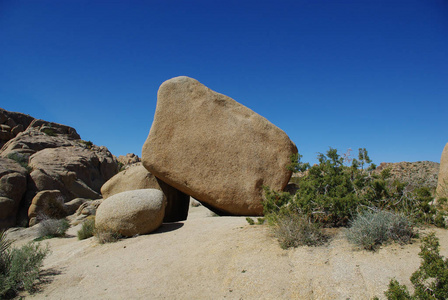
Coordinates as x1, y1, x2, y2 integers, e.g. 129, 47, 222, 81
142, 76, 297, 216
0, 157, 28, 228
101, 163, 189, 222
437, 143, 448, 199
95, 189, 166, 237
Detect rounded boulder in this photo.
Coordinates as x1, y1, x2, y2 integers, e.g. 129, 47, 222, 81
95, 189, 166, 237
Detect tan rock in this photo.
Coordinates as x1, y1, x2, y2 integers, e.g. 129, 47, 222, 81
117, 153, 141, 168
142, 76, 297, 216
0, 157, 28, 228
437, 143, 448, 199
95, 189, 166, 237
101, 163, 189, 222
29, 146, 118, 200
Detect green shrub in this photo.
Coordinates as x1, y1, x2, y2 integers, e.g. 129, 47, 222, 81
346, 210, 416, 251
7, 152, 32, 172
384, 232, 448, 299
0, 231, 49, 298
246, 217, 255, 225
265, 148, 443, 228
77, 217, 95, 240
274, 213, 328, 249
37, 218, 70, 239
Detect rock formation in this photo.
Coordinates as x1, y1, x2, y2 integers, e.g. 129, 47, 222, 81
95, 189, 166, 237
142, 76, 297, 216
101, 163, 190, 222
0, 157, 28, 228
0, 108, 119, 228
437, 143, 448, 199
117, 153, 141, 169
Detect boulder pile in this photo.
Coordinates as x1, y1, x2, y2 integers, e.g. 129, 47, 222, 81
0, 108, 118, 228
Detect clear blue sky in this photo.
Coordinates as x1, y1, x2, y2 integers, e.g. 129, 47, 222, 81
1, 0, 447, 165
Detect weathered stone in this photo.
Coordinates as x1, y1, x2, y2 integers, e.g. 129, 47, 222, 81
437, 143, 448, 199
29, 146, 117, 200
117, 153, 141, 168
28, 190, 66, 226
0, 157, 28, 228
101, 163, 189, 222
142, 76, 297, 215
95, 189, 166, 237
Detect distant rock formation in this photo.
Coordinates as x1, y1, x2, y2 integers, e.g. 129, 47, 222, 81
142, 76, 297, 216
374, 161, 439, 191
117, 153, 141, 169
436, 143, 448, 199
0, 107, 119, 228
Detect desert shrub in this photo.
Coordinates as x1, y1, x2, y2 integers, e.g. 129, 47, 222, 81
94, 227, 122, 244
7, 152, 32, 172
77, 217, 95, 240
0, 231, 49, 298
37, 218, 70, 239
265, 148, 443, 228
246, 217, 255, 225
384, 232, 448, 299
346, 210, 416, 251
274, 212, 328, 249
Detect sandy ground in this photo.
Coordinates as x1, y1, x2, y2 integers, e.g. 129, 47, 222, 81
6, 205, 448, 300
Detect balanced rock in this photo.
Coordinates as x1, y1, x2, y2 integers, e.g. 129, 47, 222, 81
142, 76, 297, 215
437, 143, 448, 199
95, 189, 166, 237
101, 163, 189, 222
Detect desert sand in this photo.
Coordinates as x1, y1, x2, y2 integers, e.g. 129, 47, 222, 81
7, 205, 448, 300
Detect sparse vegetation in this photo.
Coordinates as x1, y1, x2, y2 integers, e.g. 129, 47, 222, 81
274, 213, 328, 249
79, 140, 93, 149
77, 217, 95, 240
264, 148, 444, 249
1, 231, 49, 298
384, 232, 448, 299
37, 218, 70, 240
7, 152, 32, 172
346, 210, 416, 251
246, 217, 255, 225
94, 227, 122, 244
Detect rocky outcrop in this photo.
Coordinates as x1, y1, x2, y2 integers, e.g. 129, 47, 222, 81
29, 146, 117, 200
374, 161, 440, 192
101, 163, 189, 222
0, 107, 119, 228
0, 157, 28, 228
117, 153, 141, 169
436, 143, 448, 199
142, 76, 297, 216
95, 189, 166, 237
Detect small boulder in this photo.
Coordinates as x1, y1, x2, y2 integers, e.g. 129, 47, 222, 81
95, 189, 166, 237
101, 163, 189, 222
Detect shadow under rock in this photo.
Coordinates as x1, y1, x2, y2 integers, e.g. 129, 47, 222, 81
152, 222, 184, 235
